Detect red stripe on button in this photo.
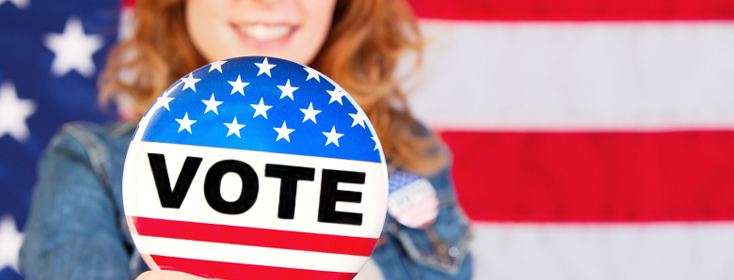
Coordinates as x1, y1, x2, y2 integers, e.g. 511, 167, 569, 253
151, 255, 357, 280
407, 0, 734, 21
130, 216, 377, 256
441, 130, 734, 222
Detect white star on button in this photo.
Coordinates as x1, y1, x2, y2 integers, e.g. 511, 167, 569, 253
228, 75, 249, 96
156, 95, 174, 111
0, 82, 36, 143
277, 79, 298, 100
327, 87, 346, 105
349, 111, 368, 128
0, 215, 24, 273
251, 97, 272, 119
300, 102, 321, 123
208, 60, 227, 73
323, 126, 344, 147
180, 73, 201, 92
224, 117, 246, 138
175, 112, 196, 133
371, 136, 380, 151
255, 57, 276, 77
202, 94, 222, 114
304, 67, 321, 82
156, 88, 174, 111
43, 17, 103, 78
273, 121, 295, 142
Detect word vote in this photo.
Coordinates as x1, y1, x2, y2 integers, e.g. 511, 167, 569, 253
147, 153, 365, 226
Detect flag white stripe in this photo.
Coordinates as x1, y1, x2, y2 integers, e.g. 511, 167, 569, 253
132, 235, 368, 273
409, 21, 734, 131
471, 222, 734, 279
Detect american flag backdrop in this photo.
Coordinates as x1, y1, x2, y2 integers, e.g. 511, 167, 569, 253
0, 1, 119, 280
2, 0, 734, 280
407, 0, 734, 279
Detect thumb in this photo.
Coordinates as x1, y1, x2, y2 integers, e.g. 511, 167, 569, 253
136, 270, 208, 280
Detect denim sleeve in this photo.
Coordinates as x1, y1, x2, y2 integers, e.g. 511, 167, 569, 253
371, 167, 474, 280
20, 126, 132, 280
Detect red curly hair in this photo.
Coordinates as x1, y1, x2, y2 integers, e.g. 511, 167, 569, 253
99, 0, 447, 175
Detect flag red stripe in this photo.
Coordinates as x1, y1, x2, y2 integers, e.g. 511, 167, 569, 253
151, 255, 357, 280
441, 130, 734, 222
407, 0, 734, 21
130, 216, 377, 256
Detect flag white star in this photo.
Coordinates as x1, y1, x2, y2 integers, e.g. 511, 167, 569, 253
43, 17, 103, 78
300, 102, 321, 123
273, 121, 295, 142
277, 79, 298, 100
349, 111, 368, 128
327, 87, 346, 105
224, 117, 246, 138
228, 75, 249, 95
0, 82, 36, 142
323, 126, 344, 147
0, 0, 30, 9
371, 136, 380, 151
304, 67, 321, 82
201, 94, 222, 114
180, 73, 201, 92
255, 57, 276, 77
175, 112, 196, 133
0, 215, 24, 273
208, 60, 227, 73
251, 97, 272, 119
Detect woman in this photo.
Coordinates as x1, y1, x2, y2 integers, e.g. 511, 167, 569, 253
20, 0, 473, 279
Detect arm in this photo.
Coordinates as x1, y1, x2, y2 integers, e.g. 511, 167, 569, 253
20, 129, 132, 280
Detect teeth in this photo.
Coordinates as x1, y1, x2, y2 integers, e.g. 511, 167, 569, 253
237, 24, 292, 40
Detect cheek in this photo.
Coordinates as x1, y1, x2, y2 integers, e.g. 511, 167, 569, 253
186, 0, 229, 62
290, 0, 337, 64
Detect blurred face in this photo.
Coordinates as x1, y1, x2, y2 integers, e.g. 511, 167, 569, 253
186, 0, 337, 65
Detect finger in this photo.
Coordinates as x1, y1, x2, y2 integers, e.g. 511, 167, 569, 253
135, 270, 207, 280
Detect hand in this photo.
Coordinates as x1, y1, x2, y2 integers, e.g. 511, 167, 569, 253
136, 270, 207, 280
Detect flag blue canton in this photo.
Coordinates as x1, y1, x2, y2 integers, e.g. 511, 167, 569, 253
0, 1, 121, 279
138, 56, 383, 163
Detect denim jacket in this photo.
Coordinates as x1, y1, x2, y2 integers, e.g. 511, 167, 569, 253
20, 121, 473, 280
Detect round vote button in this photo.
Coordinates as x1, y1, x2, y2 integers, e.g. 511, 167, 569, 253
122, 57, 388, 280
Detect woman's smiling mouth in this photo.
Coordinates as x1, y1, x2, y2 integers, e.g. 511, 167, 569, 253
231, 23, 297, 41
